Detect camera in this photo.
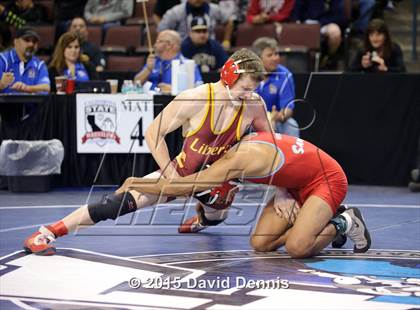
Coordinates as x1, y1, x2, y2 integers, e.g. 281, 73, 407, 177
370, 51, 380, 64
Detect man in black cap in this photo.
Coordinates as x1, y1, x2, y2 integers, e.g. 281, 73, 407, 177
0, 26, 50, 93
181, 16, 228, 73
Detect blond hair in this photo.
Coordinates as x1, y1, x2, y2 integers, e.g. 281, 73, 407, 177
229, 48, 265, 82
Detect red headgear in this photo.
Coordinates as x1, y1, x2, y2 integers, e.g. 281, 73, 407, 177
220, 58, 255, 87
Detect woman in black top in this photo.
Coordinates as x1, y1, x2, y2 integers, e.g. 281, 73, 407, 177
350, 18, 406, 73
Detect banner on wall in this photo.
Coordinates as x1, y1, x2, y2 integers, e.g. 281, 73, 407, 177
76, 94, 154, 153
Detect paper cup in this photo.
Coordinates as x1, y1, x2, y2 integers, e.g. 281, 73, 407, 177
55, 76, 67, 94
107, 79, 118, 94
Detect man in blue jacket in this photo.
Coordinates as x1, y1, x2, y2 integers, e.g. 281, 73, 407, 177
134, 29, 202, 93
253, 37, 299, 137
0, 27, 50, 93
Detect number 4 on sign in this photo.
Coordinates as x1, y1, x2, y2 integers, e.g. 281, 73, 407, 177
131, 117, 145, 146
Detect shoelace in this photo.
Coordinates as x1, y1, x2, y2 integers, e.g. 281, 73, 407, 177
34, 233, 55, 245
34, 227, 56, 245
348, 222, 366, 247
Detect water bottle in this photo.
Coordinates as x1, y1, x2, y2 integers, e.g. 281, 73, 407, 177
121, 80, 134, 94
134, 80, 143, 94
121, 80, 129, 94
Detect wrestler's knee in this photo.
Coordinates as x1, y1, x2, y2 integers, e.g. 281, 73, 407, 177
250, 235, 276, 252
285, 238, 312, 258
87, 192, 137, 223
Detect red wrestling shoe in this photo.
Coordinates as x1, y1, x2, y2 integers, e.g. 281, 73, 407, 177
23, 226, 56, 255
178, 215, 209, 233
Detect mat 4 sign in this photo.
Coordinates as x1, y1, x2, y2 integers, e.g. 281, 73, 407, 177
76, 94, 153, 153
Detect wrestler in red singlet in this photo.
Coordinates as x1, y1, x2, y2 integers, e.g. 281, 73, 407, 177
174, 83, 246, 176
244, 132, 348, 213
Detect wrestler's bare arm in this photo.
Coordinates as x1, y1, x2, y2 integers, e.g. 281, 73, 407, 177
248, 94, 273, 133
125, 143, 271, 196
145, 86, 207, 178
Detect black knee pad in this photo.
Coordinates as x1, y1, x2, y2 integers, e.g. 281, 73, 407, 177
88, 192, 137, 223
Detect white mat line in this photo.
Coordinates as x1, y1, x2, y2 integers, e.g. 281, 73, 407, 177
0, 203, 188, 210
0, 223, 49, 233
0, 297, 149, 310
0, 205, 81, 210
128, 248, 420, 259
10, 298, 39, 310
0, 203, 419, 210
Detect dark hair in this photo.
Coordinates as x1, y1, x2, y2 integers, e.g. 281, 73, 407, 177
364, 19, 393, 60
69, 16, 88, 29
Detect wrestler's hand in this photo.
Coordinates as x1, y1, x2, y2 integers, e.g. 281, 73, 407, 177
115, 177, 136, 195
162, 164, 181, 180
195, 180, 242, 209
273, 198, 299, 224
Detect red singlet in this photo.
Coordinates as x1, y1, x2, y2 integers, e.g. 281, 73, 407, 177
244, 132, 348, 213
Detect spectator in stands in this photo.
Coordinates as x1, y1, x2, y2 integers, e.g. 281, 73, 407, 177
158, 0, 234, 50
84, 0, 133, 33
48, 32, 97, 92
0, 3, 25, 51
0, 3, 27, 29
371, 0, 401, 19
0, 27, 50, 94
211, 0, 249, 24
69, 16, 106, 72
54, 0, 87, 41
247, 0, 295, 24
153, 0, 181, 25
350, 19, 405, 72
134, 30, 202, 94
291, 0, 348, 70
252, 37, 299, 137
5, 0, 47, 25
181, 16, 228, 73
351, 0, 375, 34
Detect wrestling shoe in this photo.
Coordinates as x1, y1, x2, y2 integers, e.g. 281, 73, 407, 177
178, 215, 208, 233
332, 204, 348, 248
178, 203, 225, 233
342, 207, 371, 253
23, 226, 56, 255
